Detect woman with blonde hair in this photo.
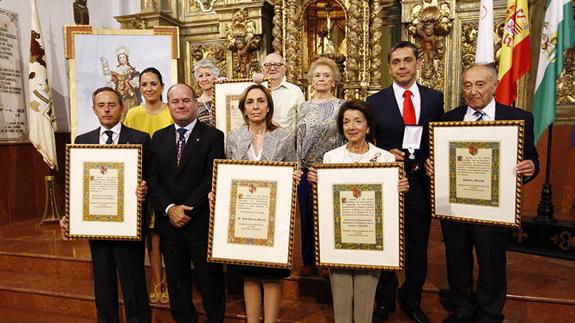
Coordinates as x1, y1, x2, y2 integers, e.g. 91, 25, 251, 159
296, 57, 345, 276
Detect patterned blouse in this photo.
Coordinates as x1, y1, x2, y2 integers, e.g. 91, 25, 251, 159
296, 98, 345, 169
197, 99, 215, 127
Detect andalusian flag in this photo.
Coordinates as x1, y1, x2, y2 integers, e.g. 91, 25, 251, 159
532, 0, 575, 142
495, 0, 531, 105
28, 0, 58, 169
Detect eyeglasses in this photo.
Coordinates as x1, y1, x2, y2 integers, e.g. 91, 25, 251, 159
263, 63, 284, 69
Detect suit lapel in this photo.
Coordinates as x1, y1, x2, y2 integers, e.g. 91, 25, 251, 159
177, 121, 204, 173
417, 85, 430, 126
260, 132, 276, 161
118, 124, 130, 144
494, 103, 507, 121
164, 126, 178, 171
384, 87, 404, 126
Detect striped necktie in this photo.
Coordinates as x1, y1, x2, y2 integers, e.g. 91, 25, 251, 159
473, 110, 485, 121
104, 130, 113, 144
176, 128, 187, 166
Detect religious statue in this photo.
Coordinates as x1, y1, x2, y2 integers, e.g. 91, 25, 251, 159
73, 0, 89, 25
100, 47, 141, 116
407, 0, 452, 90
225, 9, 262, 78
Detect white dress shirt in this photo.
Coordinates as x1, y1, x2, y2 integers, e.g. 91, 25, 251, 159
392, 82, 421, 124
99, 123, 122, 144
464, 98, 496, 121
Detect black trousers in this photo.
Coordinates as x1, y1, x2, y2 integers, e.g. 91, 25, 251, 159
89, 240, 150, 323
298, 170, 315, 266
376, 171, 431, 309
441, 221, 511, 323
161, 237, 225, 323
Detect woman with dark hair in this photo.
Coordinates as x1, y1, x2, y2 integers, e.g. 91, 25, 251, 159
225, 83, 302, 323
308, 99, 409, 323
124, 67, 173, 304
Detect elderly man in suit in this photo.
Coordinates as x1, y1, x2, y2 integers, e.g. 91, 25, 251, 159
148, 83, 226, 323
367, 41, 444, 323
429, 63, 538, 323
61, 86, 152, 323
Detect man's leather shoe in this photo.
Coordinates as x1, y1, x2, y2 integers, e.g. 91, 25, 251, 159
398, 301, 429, 323
373, 303, 395, 321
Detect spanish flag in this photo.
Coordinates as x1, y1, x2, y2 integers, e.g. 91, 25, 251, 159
496, 0, 531, 105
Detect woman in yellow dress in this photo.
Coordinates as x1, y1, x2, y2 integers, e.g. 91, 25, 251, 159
124, 67, 173, 304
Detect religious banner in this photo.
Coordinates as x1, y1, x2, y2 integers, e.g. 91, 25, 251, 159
64, 26, 179, 139
208, 159, 297, 269
313, 163, 404, 270
429, 121, 524, 228
66, 144, 142, 240
28, 0, 58, 169
0, 9, 27, 143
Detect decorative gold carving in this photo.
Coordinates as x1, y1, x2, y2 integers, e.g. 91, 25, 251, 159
285, 0, 303, 84
128, 17, 148, 29
144, 0, 159, 11
225, 9, 262, 79
460, 22, 478, 71
557, 48, 575, 105
194, 0, 218, 12
406, 0, 453, 91
550, 231, 575, 251
272, 0, 283, 54
369, 0, 384, 87
345, 0, 361, 83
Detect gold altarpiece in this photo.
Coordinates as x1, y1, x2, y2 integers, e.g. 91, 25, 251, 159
115, 0, 574, 121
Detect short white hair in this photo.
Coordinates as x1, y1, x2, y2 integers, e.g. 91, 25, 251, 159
193, 59, 220, 79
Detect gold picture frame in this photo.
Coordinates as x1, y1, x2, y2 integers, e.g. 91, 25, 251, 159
66, 144, 142, 240
429, 120, 525, 228
312, 162, 405, 271
64, 26, 179, 139
213, 79, 272, 138
208, 159, 297, 269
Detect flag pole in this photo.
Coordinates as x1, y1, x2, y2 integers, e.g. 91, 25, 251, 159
534, 124, 557, 223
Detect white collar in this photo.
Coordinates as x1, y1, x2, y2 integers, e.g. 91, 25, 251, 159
392, 82, 419, 98
467, 98, 496, 120
100, 122, 122, 136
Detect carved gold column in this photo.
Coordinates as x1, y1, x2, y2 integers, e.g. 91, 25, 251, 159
344, 0, 363, 98
369, 0, 401, 90
284, 0, 303, 84
272, 0, 283, 54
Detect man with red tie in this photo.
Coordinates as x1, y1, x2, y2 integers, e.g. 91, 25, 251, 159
367, 41, 444, 323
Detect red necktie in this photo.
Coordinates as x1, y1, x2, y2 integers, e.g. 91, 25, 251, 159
402, 90, 416, 125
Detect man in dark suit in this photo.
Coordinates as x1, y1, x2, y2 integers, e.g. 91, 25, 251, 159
148, 83, 226, 323
429, 63, 538, 323
367, 41, 444, 323
61, 86, 152, 323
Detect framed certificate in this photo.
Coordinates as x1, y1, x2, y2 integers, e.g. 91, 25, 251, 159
429, 120, 525, 228
208, 159, 297, 268
66, 144, 142, 240
214, 80, 271, 138
313, 163, 405, 270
